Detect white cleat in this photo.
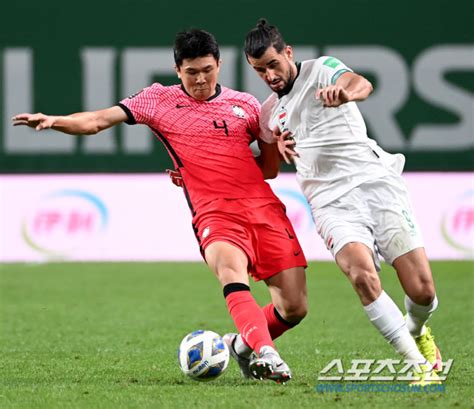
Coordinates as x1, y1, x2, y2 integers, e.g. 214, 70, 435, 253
249, 346, 292, 384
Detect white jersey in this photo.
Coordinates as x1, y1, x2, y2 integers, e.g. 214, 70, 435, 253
260, 57, 405, 209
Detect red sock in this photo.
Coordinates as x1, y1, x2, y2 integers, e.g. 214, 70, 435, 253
225, 291, 274, 353
262, 303, 295, 340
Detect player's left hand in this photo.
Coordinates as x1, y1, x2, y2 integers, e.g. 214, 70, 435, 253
316, 85, 351, 107
273, 126, 299, 164
12, 113, 57, 130
166, 169, 183, 188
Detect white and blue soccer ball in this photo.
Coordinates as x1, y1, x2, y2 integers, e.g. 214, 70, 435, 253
178, 330, 230, 381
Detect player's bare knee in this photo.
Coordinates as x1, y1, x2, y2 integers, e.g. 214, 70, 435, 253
338, 253, 373, 279
351, 269, 381, 301
215, 266, 246, 286
410, 282, 436, 305
354, 279, 381, 302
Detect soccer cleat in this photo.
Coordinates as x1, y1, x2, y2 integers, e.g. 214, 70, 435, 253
249, 346, 292, 384
222, 333, 253, 379
414, 327, 443, 372
410, 364, 442, 386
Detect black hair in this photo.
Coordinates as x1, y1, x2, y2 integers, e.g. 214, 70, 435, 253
173, 29, 220, 66
244, 18, 286, 58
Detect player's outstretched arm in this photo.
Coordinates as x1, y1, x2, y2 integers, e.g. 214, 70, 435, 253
12, 106, 128, 135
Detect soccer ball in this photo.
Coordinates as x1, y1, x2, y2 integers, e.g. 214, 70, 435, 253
178, 330, 230, 381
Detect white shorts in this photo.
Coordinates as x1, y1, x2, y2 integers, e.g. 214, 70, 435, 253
311, 175, 424, 270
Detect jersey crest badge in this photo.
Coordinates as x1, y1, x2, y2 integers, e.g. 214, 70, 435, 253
277, 107, 288, 131
232, 105, 245, 118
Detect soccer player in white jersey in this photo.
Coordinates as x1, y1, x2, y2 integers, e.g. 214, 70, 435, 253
244, 18, 443, 385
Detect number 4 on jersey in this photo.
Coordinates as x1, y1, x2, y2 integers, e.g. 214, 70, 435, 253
213, 120, 229, 136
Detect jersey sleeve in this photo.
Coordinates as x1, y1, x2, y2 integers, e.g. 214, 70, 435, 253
245, 94, 262, 142
318, 56, 353, 86
258, 94, 278, 144
118, 83, 163, 125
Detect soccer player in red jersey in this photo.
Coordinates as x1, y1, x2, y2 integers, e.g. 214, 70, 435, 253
12, 29, 307, 383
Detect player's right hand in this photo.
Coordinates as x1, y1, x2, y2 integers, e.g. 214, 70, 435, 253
166, 169, 184, 188
316, 85, 350, 107
12, 113, 57, 131
273, 127, 299, 164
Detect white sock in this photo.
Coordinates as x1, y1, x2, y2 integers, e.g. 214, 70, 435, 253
364, 291, 428, 364
405, 295, 438, 337
234, 334, 252, 357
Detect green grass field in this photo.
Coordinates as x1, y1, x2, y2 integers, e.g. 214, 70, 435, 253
0, 261, 472, 409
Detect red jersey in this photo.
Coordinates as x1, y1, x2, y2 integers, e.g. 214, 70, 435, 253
119, 83, 279, 214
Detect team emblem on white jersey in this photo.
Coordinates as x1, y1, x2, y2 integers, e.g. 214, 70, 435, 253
277, 107, 288, 131
232, 105, 245, 118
